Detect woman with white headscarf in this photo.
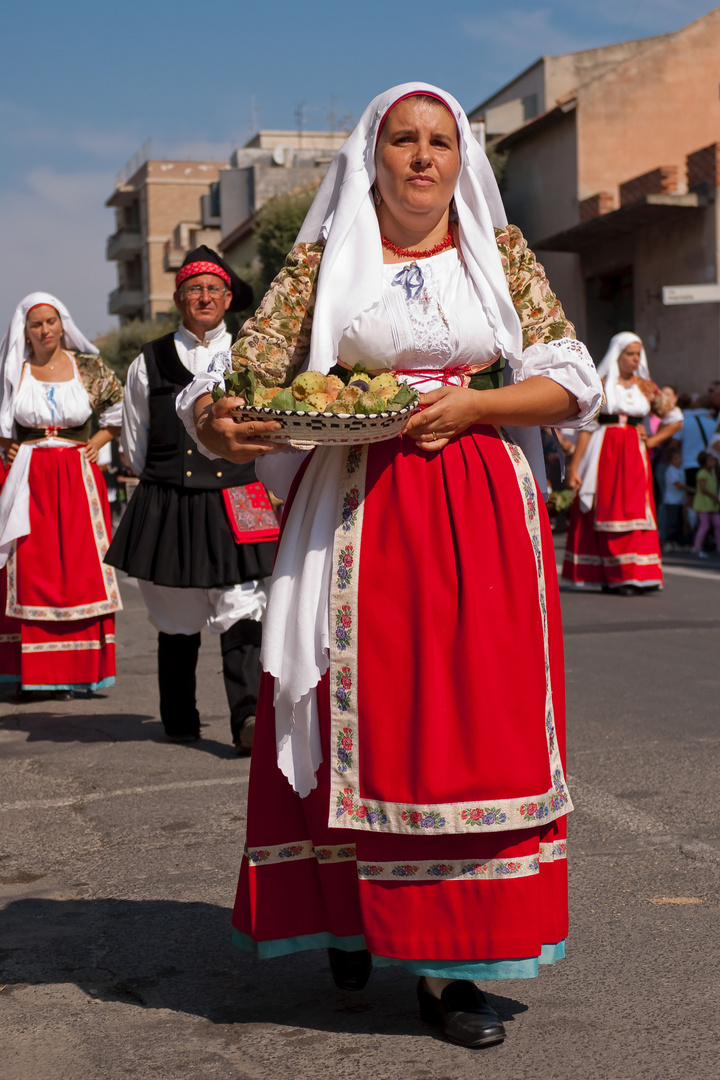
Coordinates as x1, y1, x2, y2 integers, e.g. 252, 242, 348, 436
179, 84, 602, 1047
563, 331, 664, 594
0, 293, 124, 698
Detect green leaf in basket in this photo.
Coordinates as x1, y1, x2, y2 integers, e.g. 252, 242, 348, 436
388, 383, 417, 408
267, 388, 296, 411
211, 367, 256, 404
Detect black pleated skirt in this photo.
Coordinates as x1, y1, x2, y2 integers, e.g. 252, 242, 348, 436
105, 481, 276, 588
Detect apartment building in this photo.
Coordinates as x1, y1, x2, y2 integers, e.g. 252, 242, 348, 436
105, 130, 347, 323
105, 156, 226, 324
470, 7, 720, 389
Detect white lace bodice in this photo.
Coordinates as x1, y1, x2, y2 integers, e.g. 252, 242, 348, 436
337, 248, 497, 384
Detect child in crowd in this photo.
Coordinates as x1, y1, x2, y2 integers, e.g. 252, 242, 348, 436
662, 448, 689, 550
692, 451, 720, 558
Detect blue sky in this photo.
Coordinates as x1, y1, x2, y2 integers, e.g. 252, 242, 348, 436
1, 0, 716, 336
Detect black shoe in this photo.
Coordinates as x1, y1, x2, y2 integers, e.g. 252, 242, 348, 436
165, 732, 200, 744
52, 690, 74, 701
417, 978, 506, 1048
327, 947, 372, 991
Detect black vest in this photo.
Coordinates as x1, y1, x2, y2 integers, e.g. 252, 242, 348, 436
140, 332, 255, 490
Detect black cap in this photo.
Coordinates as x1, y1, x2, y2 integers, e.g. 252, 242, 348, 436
176, 245, 253, 312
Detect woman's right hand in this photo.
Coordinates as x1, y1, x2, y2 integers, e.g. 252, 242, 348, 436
5, 442, 19, 465
194, 394, 282, 464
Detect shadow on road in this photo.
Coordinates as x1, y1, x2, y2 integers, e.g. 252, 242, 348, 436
0, 710, 239, 759
0, 897, 529, 1033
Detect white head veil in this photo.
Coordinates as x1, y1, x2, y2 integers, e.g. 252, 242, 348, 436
596, 332, 649, 414
0, 292, 98, 439
295, 81, 523, 373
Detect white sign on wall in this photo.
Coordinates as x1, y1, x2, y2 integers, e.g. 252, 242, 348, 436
662, 284, 720, 305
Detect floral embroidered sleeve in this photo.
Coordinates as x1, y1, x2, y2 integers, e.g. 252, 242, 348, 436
231, 241, 325, 386
74, 352, 124, 416
495, 224, 574, 347
637, 376, 665, 416
496, 225, 603, 426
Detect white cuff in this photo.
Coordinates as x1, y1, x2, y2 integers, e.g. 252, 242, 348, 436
175, 372, 223, 460
98, 401, 124, 429
514, 339, 603, 428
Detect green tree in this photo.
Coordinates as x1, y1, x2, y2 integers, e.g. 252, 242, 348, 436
96, 311, 180, 383
224, 182, 322, 332
255, 183, 321, 291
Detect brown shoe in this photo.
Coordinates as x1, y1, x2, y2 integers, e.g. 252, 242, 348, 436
234, 716, 255, 756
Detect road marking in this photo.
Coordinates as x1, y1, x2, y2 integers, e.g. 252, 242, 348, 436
662, 564, 720, 581
0, 776, 246, 813
574, 781, 720, 863
557, 563, 720, 583
566, 619, 720, 636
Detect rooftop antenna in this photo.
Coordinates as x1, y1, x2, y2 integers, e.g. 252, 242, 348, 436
295, 100, 306, 148
328, 94, 339, 133
250, 94, 261, 138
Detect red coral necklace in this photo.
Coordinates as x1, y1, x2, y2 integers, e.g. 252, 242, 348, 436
381, 230, 454, 259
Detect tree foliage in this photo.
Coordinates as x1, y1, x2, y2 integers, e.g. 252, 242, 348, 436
486, 143, 509, 191
96, 311, 180, 383
255, 183, 321, 291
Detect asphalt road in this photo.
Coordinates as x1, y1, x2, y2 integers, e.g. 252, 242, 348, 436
1, 548, 719, 1080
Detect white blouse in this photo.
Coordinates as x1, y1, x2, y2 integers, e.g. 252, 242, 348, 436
605, 381, 650, 419
14, 358, 93, 429
338, 249, 497, 382
336, 248, 601, 417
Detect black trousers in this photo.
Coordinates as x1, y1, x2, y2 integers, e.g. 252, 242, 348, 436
157, 619, 262, 740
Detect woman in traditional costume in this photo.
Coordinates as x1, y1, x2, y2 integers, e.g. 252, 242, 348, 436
182, 83, 602, 1047
562, 332, 664, 594
0, 293, 123, 697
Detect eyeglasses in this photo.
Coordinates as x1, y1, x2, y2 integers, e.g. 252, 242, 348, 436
182, 283, 227, 297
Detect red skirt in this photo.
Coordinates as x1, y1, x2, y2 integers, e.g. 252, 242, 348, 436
562, 425, 662, 589
233, 426, 569, 976
0, 445, 120, 691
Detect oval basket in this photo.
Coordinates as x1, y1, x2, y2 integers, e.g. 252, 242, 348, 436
235, 403, 419, 447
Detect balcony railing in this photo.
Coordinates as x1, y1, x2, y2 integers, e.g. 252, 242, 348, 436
108, 287, 144, 317
106, 227, 142, 261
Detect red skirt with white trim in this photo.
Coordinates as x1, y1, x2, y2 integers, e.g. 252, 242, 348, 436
233, 426, 569, 973
562, 425, 662, 589
0, 445, 120, 691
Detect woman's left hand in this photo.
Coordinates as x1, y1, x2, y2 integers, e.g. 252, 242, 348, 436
403, 386, 481, 451
82, 436, 103, 463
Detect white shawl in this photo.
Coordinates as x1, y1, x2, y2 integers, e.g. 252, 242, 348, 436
296, 81, 523, 374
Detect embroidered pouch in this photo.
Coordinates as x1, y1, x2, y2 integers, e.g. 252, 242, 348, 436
222, 482, 280, 544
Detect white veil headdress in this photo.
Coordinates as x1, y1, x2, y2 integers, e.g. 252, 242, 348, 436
0, 292, 98, 439
596, 332, 650, 414
295, 81, 524, 373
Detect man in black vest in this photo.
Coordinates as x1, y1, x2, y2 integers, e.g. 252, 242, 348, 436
106, 247, 277, 751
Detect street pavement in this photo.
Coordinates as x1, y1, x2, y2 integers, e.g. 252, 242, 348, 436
1, 548, 718, 1080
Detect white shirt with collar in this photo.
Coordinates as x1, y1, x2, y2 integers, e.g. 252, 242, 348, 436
121, 321, 231, 475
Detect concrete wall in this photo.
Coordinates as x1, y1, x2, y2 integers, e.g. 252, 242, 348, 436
577, 9, 720, 202
576, 204, 719, 391
545, 36, 668, 106
474, 60, 545, 121
634, 206, 720, 391
501, 109, 578, 240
